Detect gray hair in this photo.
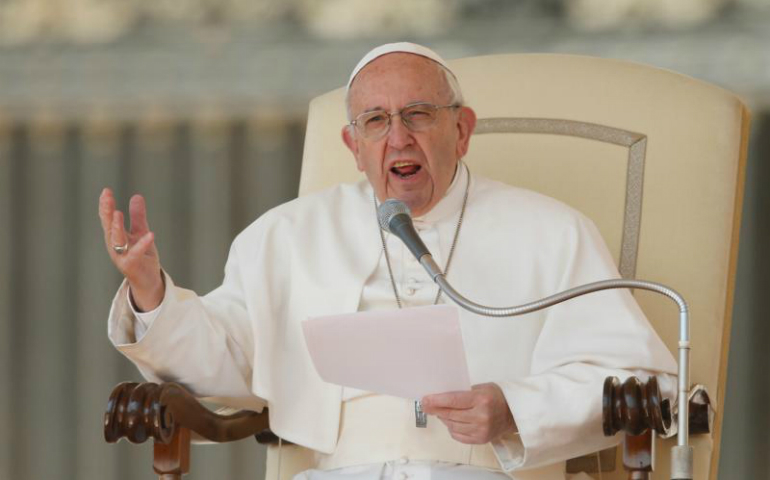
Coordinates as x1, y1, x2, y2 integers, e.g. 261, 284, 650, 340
345, 62, 465, 123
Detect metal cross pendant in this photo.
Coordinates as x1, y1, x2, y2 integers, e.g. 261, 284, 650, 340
414, 400, 427, 428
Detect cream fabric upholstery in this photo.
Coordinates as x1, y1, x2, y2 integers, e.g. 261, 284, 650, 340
271, 54, 749, 480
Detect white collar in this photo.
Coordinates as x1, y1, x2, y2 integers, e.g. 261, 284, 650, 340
414, 161, 468, 228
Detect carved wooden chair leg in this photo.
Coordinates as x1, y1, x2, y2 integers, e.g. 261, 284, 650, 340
604, 376, 669, 479
154, 427, 191, 479
623, 430, 653, 480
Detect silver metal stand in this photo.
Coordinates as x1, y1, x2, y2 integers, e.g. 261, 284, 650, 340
419, 254, 694, 480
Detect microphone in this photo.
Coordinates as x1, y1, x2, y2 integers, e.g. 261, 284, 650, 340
377, 196, 694, 479
377, 199, 431, 261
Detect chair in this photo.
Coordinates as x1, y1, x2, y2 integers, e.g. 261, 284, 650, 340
106, 53, 749, 480
294, 53, 749, 480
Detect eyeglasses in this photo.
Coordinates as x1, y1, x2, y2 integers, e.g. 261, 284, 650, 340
349, 102, 460, 140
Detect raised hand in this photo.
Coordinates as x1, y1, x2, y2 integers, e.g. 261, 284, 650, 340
421, 383, 517, 444
99, 188, 164, 311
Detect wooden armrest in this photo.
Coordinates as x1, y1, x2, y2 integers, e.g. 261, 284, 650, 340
601, 376, 714, 479
602, 376, 713, 438
104, 381, 271, 444
104, 382, 276, 479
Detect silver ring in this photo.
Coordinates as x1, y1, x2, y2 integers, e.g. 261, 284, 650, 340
113, 242, 129, 254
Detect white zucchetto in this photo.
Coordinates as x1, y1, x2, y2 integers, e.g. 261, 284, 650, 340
346, 42, 455, 91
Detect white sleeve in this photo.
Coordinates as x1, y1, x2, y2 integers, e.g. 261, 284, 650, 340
107, 239, 255, 399
490, 215, 678, 471
126, 288, 162, 341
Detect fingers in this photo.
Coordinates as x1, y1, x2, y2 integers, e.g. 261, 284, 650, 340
129, 194, 150, 236
433, 415, 486, 444
421, 391, 476, 411
99, 189, 161, 293
423, 384, 517, 445
435, 411, 493, 445
441, 418, 476, 435
110, 210, 128, 250
99, 188, 115, 238
125, 231, 155, 262
425, 406, 474, 423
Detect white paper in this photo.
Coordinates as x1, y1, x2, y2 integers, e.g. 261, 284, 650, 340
302, 304, 471, 399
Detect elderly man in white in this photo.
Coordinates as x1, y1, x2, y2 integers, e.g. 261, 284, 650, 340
99, 43, 677, 480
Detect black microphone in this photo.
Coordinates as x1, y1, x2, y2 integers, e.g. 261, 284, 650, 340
376, 199, 431, 260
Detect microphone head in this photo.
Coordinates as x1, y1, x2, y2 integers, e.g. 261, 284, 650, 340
377, 198, 411, 233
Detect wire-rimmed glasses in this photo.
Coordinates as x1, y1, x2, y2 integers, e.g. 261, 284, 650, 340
349, 102, 460, 140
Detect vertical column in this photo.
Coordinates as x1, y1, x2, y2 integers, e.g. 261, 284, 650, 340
186, 115, 234, 479
15, 118, 77, 479
73, 117, 123, 480
188, 116, 233, 293
0, 115, 14, 480
720, 114, 770, 479
232, 116, 304, 234
252, 118, 304, 216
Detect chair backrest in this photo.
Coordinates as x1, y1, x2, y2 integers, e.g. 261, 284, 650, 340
282, 53, 749, 480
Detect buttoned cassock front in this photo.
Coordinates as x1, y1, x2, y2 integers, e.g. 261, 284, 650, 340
108, 172, 676, 476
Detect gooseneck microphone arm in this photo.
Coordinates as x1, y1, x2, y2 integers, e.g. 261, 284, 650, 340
423, 256, 693, 479
377, 199, 693, 480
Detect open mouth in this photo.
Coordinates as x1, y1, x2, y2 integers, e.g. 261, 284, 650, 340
390, 161, 422, 179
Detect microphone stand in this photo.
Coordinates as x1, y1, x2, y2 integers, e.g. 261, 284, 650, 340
418, 254, 694, 480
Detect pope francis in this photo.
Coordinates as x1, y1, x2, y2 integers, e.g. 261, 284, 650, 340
98, 43, 677, 480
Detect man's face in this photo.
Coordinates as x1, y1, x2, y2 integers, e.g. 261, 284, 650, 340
342, 53, 476, 217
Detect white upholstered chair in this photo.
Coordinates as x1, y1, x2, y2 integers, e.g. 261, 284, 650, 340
269, 53, 750, 480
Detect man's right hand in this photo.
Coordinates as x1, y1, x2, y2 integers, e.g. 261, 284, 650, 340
99, 188, 164, 312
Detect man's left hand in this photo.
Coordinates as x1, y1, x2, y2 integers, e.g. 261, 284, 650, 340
421, 383, 517, 444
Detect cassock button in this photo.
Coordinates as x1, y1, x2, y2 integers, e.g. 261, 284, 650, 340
405, 287, 416, 296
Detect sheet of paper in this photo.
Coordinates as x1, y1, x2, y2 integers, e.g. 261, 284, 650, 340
302, 304, 471, 399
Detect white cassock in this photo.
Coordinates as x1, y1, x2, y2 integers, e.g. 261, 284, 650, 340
108, 164, 677, 480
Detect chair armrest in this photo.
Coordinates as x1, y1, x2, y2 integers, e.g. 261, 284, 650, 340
104, 382, 272, 444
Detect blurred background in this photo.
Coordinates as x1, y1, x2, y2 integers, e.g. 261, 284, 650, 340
0, 0, 768, 478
